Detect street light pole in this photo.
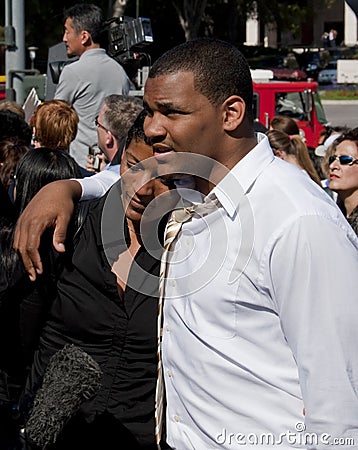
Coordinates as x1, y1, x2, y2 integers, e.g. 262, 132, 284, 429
5, 0, 26, 104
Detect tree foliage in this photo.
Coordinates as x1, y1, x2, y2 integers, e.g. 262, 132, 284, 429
0, 0, 333, 72
166, 0, 312, 45
171, 0, 209, 40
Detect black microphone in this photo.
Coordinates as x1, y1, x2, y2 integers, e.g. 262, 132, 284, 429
25, 344, 102, 448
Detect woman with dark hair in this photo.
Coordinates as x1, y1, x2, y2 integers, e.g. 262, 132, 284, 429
0, 110, 32, 145
0, 148, 81, 448
0, 138, 29, 192
18, 111, 173, 449
13, 148, 81, 214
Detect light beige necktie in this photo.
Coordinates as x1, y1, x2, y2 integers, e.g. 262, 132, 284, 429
154, 208, 192, 448
154, 200, 220, 448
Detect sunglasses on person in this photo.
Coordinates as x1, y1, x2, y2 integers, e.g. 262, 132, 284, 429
328, 155, 358, 166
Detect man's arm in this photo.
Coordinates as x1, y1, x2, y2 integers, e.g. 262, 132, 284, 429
268, 216, 358, 447
13, 180, 82, 281
77, 168, 120, 200
14, 166, 122, 280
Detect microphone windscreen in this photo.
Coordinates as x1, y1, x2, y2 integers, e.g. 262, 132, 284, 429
25, 344, 102, 448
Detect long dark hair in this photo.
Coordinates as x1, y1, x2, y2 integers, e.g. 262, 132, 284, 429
1, 148, 81, 281
14, 148, 82, 215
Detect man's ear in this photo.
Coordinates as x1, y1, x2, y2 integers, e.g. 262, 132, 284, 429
105, 131, 115, 148
222, 96, 246, 131
81, 30, 92, 45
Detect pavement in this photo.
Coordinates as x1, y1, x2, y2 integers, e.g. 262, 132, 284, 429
321, 99, 358, 105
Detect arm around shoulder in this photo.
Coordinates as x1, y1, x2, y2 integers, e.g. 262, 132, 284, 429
13, 179, 82, 281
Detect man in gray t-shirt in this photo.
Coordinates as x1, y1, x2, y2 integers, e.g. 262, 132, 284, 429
55, 4, 131, 167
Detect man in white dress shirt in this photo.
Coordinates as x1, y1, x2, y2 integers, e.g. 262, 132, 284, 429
12, 38, 358, 450
142, 38, 358, 449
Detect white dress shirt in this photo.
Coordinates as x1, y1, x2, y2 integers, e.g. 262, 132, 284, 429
162, 135, 358, 449
76, 164, 120, 200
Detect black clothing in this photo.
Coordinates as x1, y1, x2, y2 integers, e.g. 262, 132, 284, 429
0, 229, 58, 399
79, 165, 95, 178
348, 205, 358, 235
0, 230, 58, 449
111, 139, 126, 165
22, 182, 162, 449
0, 181, 14, 217
337, 200, 358, 236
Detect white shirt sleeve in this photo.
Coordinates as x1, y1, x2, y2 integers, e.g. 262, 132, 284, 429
76, 169, 120, 201
268, 215, 358, 447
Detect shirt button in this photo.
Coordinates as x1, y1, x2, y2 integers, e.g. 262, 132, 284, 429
165, 325, 170, 332
167, 370, 173, 377
174, 415, 180, 422
170, 279, 176, 287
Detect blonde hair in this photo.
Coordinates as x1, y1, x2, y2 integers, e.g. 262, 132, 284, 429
267, 129, 321, 185
32, 100, 79, 151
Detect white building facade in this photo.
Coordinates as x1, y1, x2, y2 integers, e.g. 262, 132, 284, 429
245, 1, 358, 48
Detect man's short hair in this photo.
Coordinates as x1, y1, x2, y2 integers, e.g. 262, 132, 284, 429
102, 95, 143, 142
64, 3, 103, 43
148, 38, 253, 119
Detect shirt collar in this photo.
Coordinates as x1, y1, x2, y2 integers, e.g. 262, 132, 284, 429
173, 133, 274, 217
80, 48, 106, 59
210, 133, 274, 218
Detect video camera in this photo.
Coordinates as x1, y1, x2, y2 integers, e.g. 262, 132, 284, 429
49, 16, 153, 86
105, 16, 153, 62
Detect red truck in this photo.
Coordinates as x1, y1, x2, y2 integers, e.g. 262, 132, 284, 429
252, 70, 328, 149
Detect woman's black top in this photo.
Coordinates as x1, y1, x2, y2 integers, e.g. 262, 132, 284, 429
22, 182, 163, 449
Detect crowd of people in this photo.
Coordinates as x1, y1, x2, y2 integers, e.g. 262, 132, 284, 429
0, 4, 358, 450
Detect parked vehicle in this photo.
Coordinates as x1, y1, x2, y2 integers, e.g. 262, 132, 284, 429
249, 54, 307, 81
318, 61, 337, 84
251, 70, 328, 148
294, 50, 330, 80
